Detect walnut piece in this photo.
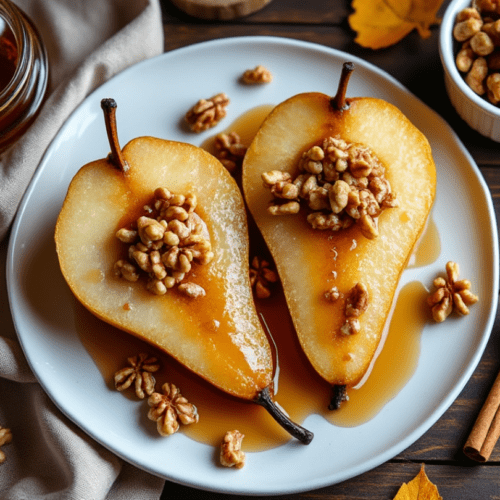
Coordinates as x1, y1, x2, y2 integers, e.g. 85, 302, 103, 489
214, 132, 247, 173
340, 317, 361, 335
220, 430, 245, 469
185, 93, 230, 132
147, 383, 199, 436
428, 261, 479, 322
242, 65, 273, 84
345, 282, 369, 317
249, 256, 279, 299
114, 353, 160, 399
114, 187, 212, 298
0, 426, 12, 464
262, 136, 397, 239
325, 286, 341, 301
340, 283, 369, 335
178, 282, 206, 298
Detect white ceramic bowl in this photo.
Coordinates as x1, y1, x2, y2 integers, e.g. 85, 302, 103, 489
439, 0, 500, 142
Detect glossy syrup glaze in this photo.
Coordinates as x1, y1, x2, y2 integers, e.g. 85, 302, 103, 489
75, 106, 440, 451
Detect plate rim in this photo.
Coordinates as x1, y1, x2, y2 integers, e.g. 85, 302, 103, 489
6, 35, 500, 495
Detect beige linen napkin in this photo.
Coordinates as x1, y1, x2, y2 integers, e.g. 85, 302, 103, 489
0, 0, 164, 240
0, 0, 166, 498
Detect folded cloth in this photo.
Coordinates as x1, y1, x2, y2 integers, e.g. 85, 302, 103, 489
0, 0, 164, 240
0, 0, 165, 498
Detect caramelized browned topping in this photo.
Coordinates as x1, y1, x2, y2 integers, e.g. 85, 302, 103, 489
114, 188, 213, 298
262, 135, 398, 240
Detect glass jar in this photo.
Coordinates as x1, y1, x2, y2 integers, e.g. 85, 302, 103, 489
0, 0, 48, 153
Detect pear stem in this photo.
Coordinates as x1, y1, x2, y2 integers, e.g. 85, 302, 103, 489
101, 98, 129, 172
328, 384, 348, 410
255, 386, 313, 444
331, 62, 355, 111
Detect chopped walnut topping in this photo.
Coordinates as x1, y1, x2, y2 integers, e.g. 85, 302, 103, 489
249, 256, 279, 298
214, 132, 247, 173
242, 65, 273, 84
178, 282, 206, 298
147, 383, 199, 436
185, 93, 230, 132
262, 170, 291, 186
116, 227, 137, 243
307, 212, 342, 230
268, 201, 301, 215
114, 188, 212, 298
325, 286, 341, 301
340, 317, 361, 336
345, 282, 369, 317
114, 259, 139, 282
339, 283, 369, 335
114, 353, 160, 399
262, 136, 397, 239
329, 180, 350, 213
220, 430, 246, 469
427, 261, 479, 322
0, 426, 12, 464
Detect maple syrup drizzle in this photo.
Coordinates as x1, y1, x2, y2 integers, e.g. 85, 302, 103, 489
74, 105, 441, 451
201, 104, 274, 155
407, 216, 440, 269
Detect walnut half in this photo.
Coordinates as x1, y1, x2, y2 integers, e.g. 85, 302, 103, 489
249, 256, 279, 298
185, 93, 230, 132
114, 353, 160, 399
220, 430, 245, 469
147, 383, 199, 436
427, 261, 479, 322
214, 132, 247, 173
242, 65, 273, 84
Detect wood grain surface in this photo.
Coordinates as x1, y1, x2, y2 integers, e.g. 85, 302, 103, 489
170, 0, 273, 20
158, 0, 500, 496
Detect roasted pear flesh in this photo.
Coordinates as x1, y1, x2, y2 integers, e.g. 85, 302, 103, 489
242, 63, 436, 398
55, 98, 313, 443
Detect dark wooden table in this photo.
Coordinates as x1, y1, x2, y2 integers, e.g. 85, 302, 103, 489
158, 1, 500, 498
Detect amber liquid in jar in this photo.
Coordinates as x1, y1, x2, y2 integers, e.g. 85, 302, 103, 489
74, 105, 440, 451
0, 0, 48, 152
0, 17, 17, 91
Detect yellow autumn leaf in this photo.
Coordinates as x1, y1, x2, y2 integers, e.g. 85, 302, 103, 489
393, 464, 443, 500
349, 0, 445, 49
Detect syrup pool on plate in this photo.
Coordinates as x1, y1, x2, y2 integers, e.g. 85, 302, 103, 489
74, 105, 440, 451
201, 103, 274, 157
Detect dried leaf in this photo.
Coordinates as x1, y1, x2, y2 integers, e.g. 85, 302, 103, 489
393, 465, 443, 500
349, 0, 444, 49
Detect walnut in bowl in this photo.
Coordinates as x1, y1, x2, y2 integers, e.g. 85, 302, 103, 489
439, 0, 500, 142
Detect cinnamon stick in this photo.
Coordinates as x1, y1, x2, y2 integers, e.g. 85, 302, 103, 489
463, 369, 500, 462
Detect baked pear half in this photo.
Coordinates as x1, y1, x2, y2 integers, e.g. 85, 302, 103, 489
242, 63, 436, 407
55, 98, 313, 443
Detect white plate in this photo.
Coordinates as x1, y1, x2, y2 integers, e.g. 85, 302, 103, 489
7, 37, 499, 495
